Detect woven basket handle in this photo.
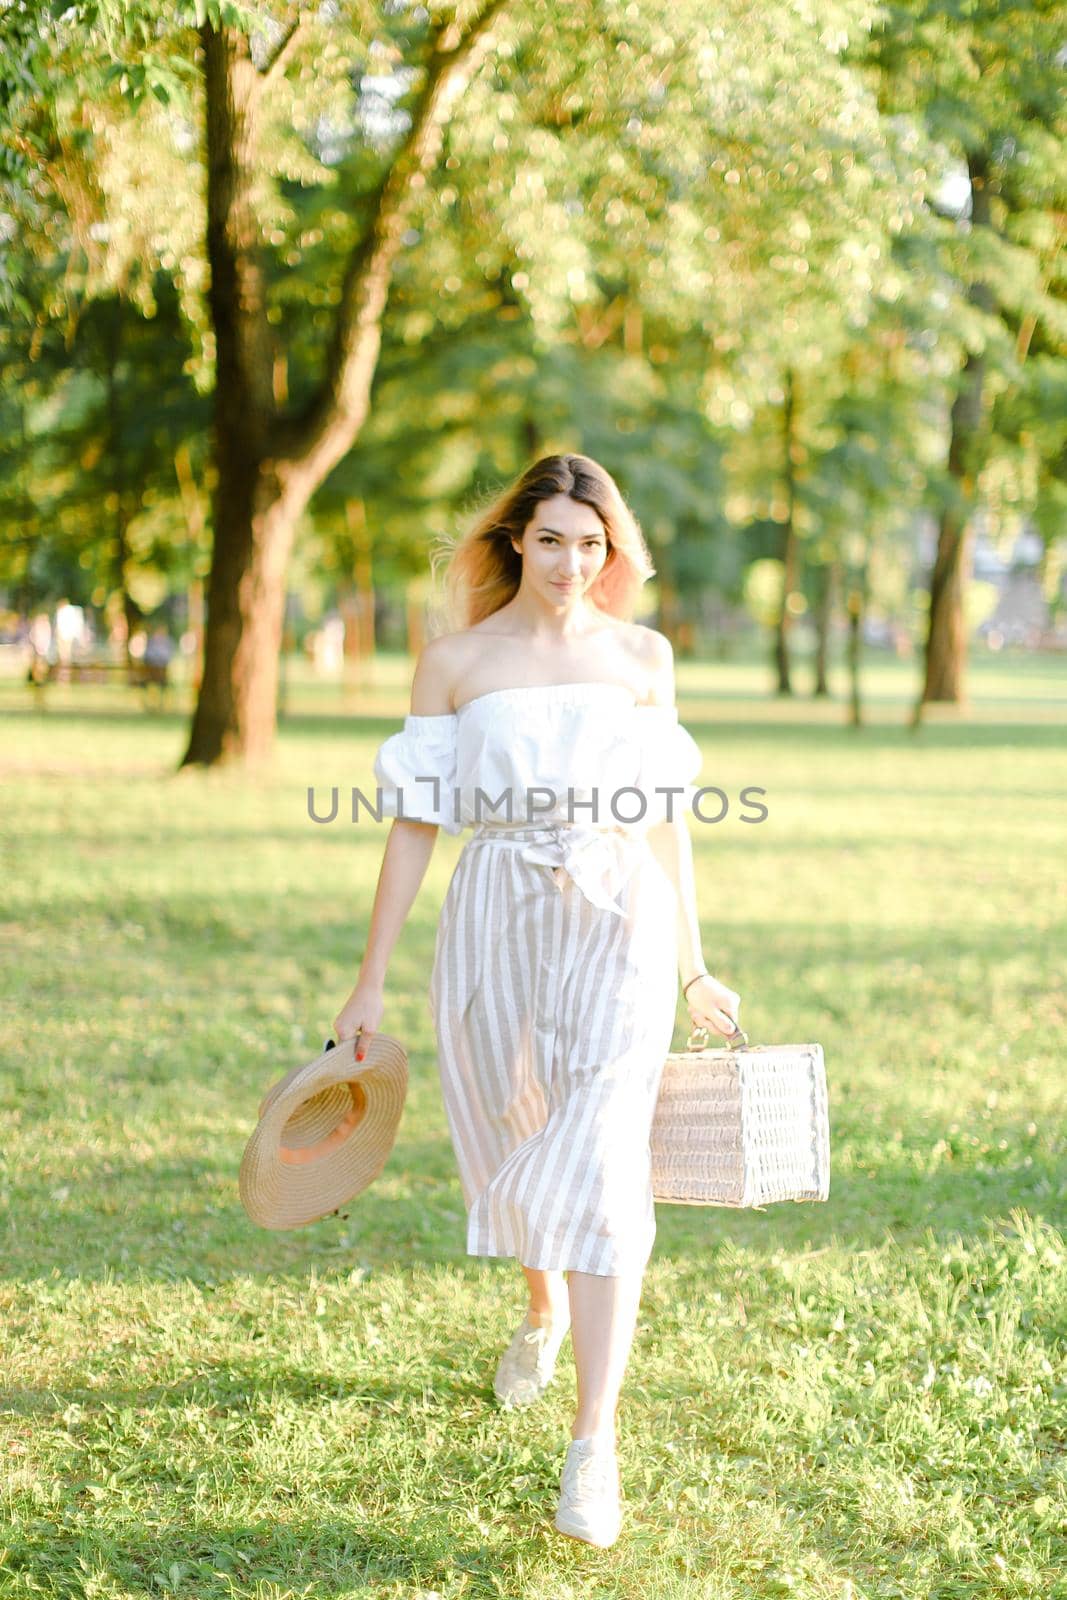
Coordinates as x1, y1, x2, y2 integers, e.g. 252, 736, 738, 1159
686, 1021, 748, 1051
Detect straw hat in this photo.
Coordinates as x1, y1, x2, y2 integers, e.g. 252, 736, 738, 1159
239, 1033, 408, 1230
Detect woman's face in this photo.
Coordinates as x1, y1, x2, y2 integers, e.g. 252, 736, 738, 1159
511, 494, 610, 605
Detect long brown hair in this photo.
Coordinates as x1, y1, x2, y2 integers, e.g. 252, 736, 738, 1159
429, 453, 655, 632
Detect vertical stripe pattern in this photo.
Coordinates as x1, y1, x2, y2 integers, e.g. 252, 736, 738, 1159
428, 822, 680, 1277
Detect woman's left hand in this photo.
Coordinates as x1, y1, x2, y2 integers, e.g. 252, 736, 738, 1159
684, 973, 742, 1039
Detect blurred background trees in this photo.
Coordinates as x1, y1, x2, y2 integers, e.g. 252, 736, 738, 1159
1, 0, 1064, 761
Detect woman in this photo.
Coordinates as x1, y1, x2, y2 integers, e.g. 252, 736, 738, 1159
333, 453, 741, 1549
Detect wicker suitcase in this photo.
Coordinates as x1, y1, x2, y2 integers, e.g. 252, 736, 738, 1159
651, 1023, 830, 1208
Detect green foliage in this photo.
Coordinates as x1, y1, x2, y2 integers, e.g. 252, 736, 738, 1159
854, 0, 1067, 507
0, 271, 210, 611
1, 0, 1064, 661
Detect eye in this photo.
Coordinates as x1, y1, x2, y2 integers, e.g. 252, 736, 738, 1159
537, 534, 603, 547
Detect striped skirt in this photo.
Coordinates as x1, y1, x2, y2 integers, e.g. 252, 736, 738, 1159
428, 820, 679, 1277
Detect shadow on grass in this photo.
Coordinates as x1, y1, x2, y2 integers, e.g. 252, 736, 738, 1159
0, 1336, 491, 1417
0, 1510, 549, 1598
654, 1145, 1065, 1263
5, 902, 1064, 971
1, 1274, 1061, 1596
4, 699, 1067, 751
1, 1140, 1061, 1288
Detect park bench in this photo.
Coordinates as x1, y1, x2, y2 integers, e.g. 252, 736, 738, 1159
29, 657, 171, 691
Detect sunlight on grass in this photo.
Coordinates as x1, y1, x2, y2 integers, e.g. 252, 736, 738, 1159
0, 650, 1064, 1599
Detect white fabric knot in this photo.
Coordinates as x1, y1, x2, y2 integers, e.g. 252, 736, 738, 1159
512, 823, 638, 917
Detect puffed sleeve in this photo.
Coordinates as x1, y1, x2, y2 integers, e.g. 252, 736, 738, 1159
633, 704, 704, 825
371, 712, 462, 834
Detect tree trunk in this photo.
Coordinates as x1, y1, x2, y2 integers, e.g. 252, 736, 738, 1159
102, 300, 143, 662
846, 569, 866, 728
187, 577, 205, 692
343, 499, 376, 657
919, 498, 975, 709
181, 23, 280, 766
340, 498, 376, 697
116, 513, 143, 660
354, 582, 375, 664
189, 479, 298, 764
173, 441, 206, 691
774, 368, 800, 696
844, 547, 870, 729
915, 148, 995, 718
523, 412, 541, 458
811, 558, 836, 697
180, 4, 510, 769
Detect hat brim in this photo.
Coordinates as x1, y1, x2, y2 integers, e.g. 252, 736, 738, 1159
239, 1033, 408, 1229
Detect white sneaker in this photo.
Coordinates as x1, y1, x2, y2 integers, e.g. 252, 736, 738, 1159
492, 1309, 571, 1410
553, 1436, 623, 1548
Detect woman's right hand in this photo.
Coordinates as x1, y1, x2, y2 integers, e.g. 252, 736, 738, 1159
333, 980, 384, 1062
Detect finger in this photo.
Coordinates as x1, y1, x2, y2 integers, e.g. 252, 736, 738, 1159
687, 1008, 723, 1034
355, 1025, 374, 1062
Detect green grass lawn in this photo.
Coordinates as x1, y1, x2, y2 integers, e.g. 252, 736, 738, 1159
1, 647, 1064, 1599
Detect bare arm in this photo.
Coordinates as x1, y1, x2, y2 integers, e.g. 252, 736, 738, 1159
640, 632, 742, 1038
333, 637, 457, 1058
354, 819, 439, 994
645, 811, 706, 988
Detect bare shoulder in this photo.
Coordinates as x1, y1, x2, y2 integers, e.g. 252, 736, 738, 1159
627, 623, 673, 668
409, 630, 482, 715
409, 633, 464, 716
625, 623, 676, 705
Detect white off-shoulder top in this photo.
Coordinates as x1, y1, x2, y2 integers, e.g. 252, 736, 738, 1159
371, 680, 703, 837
